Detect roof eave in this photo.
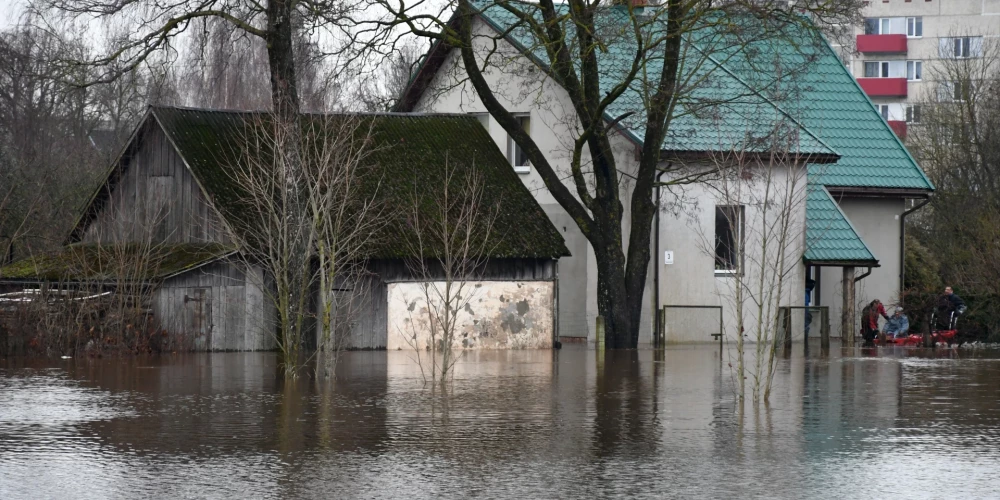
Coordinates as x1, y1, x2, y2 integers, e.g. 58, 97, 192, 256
661, 150, 839, 164
803, 258, 880, 268
825, 186, 933, 198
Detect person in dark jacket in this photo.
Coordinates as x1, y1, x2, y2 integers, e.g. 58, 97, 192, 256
937, 286, 966, 329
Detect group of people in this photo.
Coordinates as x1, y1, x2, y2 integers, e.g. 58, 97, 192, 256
860, 287, 966, 345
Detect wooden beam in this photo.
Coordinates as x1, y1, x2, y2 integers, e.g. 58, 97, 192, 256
842, 266, 856, 347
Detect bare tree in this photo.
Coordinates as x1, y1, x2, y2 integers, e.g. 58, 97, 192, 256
686, 124, 809, 404
225, 114, 380, 377
907, 33, 1000, 337
397, 158, 499, 384
355, 0, 866, 348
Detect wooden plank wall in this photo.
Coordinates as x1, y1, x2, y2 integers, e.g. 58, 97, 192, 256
153, 262, 275, 351
81, 123, 232, 245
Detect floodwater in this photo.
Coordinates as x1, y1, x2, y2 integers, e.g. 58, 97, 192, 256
1, 344, 999, 499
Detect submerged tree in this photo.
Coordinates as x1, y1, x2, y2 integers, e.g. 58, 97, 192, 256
398, 159, 499, 384
353, 0, 866, 348
226, 114, 381, 377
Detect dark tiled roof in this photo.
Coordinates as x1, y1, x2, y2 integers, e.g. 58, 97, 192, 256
152, 106, 568, 259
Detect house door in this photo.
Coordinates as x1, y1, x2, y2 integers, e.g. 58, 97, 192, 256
184, 287, 213, 349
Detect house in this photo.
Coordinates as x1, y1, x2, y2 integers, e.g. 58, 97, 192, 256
397, 1, 934, 343
0, 106, 569, 351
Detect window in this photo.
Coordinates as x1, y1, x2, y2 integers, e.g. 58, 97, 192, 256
714, 205, 744, 274
906, 105, 921, 124
863, 60, 904, 78
942, 37, 983, 59
864, 61, 887, 78
507, 114, 531, 173
953, 81, 972, 101
864, 18, 880, 35
863, 17, 907, 35
876, 104, 890, 120
941, 81, 973, 102
906, 60, 922, 81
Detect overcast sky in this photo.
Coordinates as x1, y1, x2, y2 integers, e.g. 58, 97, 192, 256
0, 0, 25, 27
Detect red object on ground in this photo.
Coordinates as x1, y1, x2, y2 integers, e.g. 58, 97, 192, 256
857, 78, 908, 97
856, 34, 908, 54
875, 329, 958, 346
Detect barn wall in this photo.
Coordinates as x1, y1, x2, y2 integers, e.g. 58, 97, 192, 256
326, 259, 557, 350
82, 123, 232, 245
153, 262, 273, 351
386, 281, 555, 350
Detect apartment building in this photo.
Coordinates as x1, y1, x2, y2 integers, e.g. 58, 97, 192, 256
849, 0, 1000, 138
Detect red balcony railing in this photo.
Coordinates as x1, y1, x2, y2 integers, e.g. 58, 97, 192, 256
857, 34, 908, 54
857, 78, 908, 97
888, 121, 907, 139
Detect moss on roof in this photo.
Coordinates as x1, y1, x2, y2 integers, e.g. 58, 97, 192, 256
0, 243, 233, 282
151, 106, 569, 259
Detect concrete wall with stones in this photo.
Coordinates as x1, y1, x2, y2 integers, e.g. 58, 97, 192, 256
386, 281, 554, 350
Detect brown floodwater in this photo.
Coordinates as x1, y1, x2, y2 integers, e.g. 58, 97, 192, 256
1, 343, 999, 499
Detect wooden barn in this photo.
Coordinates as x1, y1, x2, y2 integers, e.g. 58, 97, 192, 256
0, 106, 568, 351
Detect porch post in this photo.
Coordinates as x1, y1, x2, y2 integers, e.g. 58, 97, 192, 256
842, 266, 856, 347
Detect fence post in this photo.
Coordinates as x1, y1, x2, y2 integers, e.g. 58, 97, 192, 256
657, 307, 666, 348
821, 307, 830, 350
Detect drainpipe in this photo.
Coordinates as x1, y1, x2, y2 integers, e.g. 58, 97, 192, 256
899, 197, 931, 293
654, 166, 669, 345
854, 266, 873, 283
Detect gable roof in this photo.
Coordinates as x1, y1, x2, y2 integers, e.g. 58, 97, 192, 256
399, 2, 933, 265
71, 106, 569, 261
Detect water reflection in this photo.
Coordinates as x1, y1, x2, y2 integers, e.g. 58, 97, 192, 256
2, 344, 1000, 498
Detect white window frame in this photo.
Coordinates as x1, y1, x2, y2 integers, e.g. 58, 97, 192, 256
714, 205, 744, 276
906, 17, 922, 38
875, 104, 890, 120
507, 114, 531, 174
906, 105, 921, 124
906, 60, 922, 81
864, 61, 888, 78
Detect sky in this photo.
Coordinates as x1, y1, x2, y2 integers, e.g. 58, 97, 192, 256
0, 0, 24, 28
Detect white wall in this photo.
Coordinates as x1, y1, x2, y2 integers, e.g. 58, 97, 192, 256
816, 196, 905, 338
386, 281, 554, 350
414, 17, 653, 343
658, 164, 809, 343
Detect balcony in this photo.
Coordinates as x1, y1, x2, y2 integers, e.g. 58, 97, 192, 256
857, 34, 908, 54
857, 78, 908, 97
887, 121, 907, 139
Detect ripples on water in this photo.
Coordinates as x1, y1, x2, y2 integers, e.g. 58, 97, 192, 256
1, 345, 999, 499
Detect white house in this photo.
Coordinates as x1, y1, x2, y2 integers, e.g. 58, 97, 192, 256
397, 1, 934, 344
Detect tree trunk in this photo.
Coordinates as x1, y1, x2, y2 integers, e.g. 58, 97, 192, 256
266, 0, 300, 121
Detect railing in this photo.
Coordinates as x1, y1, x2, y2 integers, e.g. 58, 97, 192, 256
776, 306, 831, 350
657, 305, 723, 349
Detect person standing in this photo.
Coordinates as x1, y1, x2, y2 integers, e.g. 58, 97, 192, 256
861, 299, 890, 346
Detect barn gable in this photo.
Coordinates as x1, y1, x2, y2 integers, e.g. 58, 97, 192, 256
69, 111, 234, 246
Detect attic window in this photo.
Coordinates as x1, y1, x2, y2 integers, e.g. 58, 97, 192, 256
508, 114, 531, 174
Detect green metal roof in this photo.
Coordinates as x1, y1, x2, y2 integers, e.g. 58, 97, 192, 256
471, 2, 835, 157
803, 184, 877, 265
461, 2, 936, 264
469, 1, 932, 191
151, 106, 569, 260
